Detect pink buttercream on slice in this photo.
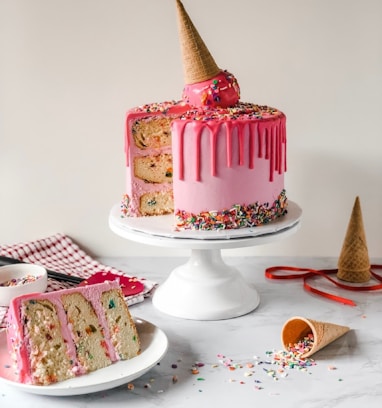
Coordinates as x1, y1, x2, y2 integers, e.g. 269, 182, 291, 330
6, 281, 121, 384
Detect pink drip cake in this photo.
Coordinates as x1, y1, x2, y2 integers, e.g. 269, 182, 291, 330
122, 0, 288, 230
6, 281, 140, 385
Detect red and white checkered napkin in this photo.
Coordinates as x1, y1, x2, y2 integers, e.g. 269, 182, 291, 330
0, 233, 157, 326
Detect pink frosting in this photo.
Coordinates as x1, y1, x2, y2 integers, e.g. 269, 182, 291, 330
171, 106, 286, 215
6, 281, 121, 384
182, 70, 240, 108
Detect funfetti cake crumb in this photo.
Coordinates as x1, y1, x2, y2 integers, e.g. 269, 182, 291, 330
6, 281, 140, 385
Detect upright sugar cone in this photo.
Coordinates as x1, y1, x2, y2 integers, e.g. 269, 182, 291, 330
337, 196, 371, 283
175, 0, 220, 84
281, 316, 350, 358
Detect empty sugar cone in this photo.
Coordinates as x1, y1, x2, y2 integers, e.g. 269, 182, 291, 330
281, 316, 350, 358
175, 0, 220, 84
337, 196, 371, 283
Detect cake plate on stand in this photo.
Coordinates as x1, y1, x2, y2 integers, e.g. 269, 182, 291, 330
109, 202, 302, 320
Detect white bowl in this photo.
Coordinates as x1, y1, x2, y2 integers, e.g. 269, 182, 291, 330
0, 264, 48, 306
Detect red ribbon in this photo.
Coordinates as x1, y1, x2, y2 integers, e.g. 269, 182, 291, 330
265, 265, 382, 306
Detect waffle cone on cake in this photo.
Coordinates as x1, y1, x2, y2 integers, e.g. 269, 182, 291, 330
337, 196, 371, 283
282, 316, 350, 358
175, 0, 220, 84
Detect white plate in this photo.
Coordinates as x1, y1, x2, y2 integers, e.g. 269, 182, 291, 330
0, 318, 168, 396
110, 200, 302, 240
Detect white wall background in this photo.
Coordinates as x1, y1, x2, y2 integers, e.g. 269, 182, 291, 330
1, 0, 381, 259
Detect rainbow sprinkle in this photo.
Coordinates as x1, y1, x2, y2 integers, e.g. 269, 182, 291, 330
267, 349, 316, 370
286, 333, 315, 357
0, 275, 40, 287
179, 102, 283, 122
130, 100, 187, 114
120, 194, 130, 217
175, 190, 287, 231
129, 100, 283, 122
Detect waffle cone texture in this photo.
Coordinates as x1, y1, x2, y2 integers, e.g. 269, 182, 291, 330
282, 316, 350, 358
176, 0, 220, 84
337, 196, 371, 283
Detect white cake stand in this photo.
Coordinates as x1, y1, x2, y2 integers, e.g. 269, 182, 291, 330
109, 201, 302, 320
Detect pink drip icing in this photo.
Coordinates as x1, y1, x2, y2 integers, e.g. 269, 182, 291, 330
125, 115, 130, 167
258, 124, 263, 158
277, 124, 282, 174
275, 125, 280, 173
270, 126, 275, 182
238, 125, 245, 166
283, 120, 287, 172
177, 121, 188, 180
210, 126, 218, 176
195, 128, 202, 181
226, 123, 233, 168
249, 123, 258, 169
175, 116, 286, 184
265, 127, 270, 161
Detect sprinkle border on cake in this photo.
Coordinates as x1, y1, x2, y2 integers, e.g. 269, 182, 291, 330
175, 190, 287, 231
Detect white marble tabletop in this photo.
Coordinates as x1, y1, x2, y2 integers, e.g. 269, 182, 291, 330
1, 256, 382, 407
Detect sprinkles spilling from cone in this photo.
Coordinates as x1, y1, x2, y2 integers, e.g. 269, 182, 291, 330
285, 333, 315, 357
266, 348, 316, 371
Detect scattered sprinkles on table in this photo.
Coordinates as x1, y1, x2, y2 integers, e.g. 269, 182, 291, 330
216, 351, 316, 385
124, 346, 345, 395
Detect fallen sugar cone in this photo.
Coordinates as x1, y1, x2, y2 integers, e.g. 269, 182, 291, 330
175, 0, 220, 84
281, 316, 350, 358
337, 196, 371, 283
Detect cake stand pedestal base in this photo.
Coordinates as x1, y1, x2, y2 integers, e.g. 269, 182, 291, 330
109, 201, 302, 320
152, 248, 259, 320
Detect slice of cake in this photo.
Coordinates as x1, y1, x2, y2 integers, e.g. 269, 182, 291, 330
6, 281, 140, 385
